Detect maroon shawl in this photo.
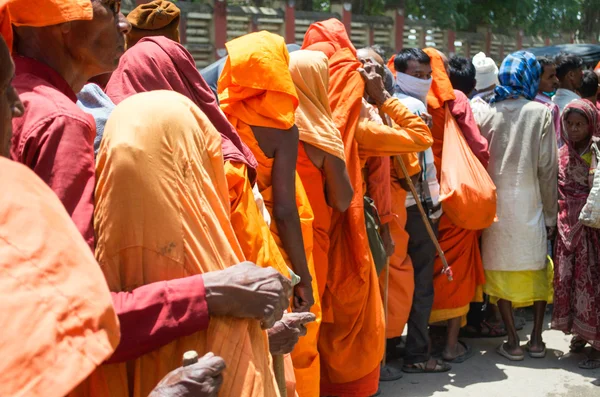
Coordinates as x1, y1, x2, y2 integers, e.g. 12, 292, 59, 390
557, 99, 600, 250
105, 36, 258, 182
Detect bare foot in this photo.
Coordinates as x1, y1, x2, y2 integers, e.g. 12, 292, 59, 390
442, 341, 467, 361
528, 336, 546, 353
503, 342, 524, 357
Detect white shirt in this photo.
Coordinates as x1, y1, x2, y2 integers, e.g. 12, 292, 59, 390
394, 93, 441, 216
552, 88, 581, 115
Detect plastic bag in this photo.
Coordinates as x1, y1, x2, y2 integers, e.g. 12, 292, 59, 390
579, 141, 600, 228
439, 105, 497, 230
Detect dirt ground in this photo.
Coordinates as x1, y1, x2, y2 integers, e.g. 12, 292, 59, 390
380, 314, 600, 397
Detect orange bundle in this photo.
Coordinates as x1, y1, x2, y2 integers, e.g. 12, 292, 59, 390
439, 106, 497, 230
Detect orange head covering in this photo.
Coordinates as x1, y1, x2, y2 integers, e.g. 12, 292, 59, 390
387, 53, 396, 78
126, 0, 180, 48
2, 0, 93, 52
0, 157, 119, 397
423, 47, 455, 109
595, 61, 600, 70
218, 31, 298, 130
289, 50, 345, 161
301, 18, 356, 56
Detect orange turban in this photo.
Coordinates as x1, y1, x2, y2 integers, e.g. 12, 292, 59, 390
126, 0, 180, 48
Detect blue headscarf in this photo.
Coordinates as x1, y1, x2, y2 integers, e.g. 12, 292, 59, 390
491, 51, 541, 103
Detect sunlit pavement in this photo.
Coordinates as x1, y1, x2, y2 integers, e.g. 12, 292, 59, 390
380, 314, 600, 397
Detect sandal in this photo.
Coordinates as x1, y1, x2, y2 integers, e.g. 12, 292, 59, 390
525, 341, 547, 358
480, 320, 508, 338
380, 362, 403, 382
443, 340, 475, 363
578, 358, 600, 370
570, 336, 587, 353
496, 343, 525, 361
402, 358, 451, 373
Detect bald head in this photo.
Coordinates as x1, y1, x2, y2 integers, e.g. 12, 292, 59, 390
357, 48, 384, 67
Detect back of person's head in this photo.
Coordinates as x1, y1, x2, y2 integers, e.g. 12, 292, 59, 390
126, 0, 181, 49
555, 53, 584, 81
580, 69, 599, 99
448, 55, 476, 96
394, 48, 431, 73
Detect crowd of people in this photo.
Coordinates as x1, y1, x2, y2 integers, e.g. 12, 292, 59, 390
1, 0, 600, 396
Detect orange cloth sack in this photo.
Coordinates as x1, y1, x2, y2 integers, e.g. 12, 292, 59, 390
439, 106, 497, 230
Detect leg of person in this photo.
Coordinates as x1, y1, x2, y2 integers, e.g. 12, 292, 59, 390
404, 205, 439, 368
527, 300, 547, 357
442, 317, 472, 363
496, 299, 524, 360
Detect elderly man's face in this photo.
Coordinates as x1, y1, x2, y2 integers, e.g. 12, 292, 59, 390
357, 48, 385, 76
64, 0, 131, 78
0, 38, 24, 158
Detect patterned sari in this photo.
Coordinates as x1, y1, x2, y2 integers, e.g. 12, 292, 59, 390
552, 99, 600, 349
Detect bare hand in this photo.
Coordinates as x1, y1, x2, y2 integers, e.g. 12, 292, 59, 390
293, 281, 314, 313
419, 112, 433, 129
203, 262, 293, 329
358, 65, 390, 107
149, 352, 225, 397
380, 223, 395, 257
267, 312, 316, 355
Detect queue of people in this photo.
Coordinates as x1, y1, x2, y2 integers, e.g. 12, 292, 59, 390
1, 0, 600, 396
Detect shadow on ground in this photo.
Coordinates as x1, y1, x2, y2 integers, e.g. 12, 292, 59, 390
380, 316, 600, 397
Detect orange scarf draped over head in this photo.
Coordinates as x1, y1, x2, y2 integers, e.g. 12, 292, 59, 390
76, 91, 277, 397
219, 32, 318, 397
387, 54, 396, 78
318, 47, 384, 397
301, 18, 356, 56
0, 158, 119, 397
289, 50, 345, 161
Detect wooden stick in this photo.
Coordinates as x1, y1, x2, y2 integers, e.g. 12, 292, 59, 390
382, 257, 390, 367
395, 156, 453, 281
182, 350, 199, 367
273, 355, 287, 397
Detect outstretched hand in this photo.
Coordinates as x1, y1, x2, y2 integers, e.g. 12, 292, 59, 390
268, 312, 317, 355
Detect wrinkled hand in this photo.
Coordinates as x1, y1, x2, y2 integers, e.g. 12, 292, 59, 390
380, 223, 395, 257
268, 312, 317, 355
419, 112, 433, 129
149, 353, 225, 397
358, 65, 390, 107
203, 262, 293, 329
293, 280, 314, 313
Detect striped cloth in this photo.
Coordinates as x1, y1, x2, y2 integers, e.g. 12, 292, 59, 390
491, 51, 541, 103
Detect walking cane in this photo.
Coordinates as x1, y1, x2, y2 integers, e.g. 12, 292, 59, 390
382, 257, 390, 367
182, 350, 199, 367
394, 156, 453, 281
273, 268, 302, 397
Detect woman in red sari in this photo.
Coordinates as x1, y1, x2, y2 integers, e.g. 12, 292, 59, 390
553, 99, 600, 370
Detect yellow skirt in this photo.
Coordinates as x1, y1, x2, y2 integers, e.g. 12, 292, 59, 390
484, 257, 554, 308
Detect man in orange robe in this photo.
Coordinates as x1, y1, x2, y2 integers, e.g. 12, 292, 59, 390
289, 49, 354, 397
422, 48, 489, 363
103, 35, 311, 397
218, 31, 320, 397
303, 19, 433, 396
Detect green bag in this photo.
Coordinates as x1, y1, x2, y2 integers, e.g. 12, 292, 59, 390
364, 196, 387, 275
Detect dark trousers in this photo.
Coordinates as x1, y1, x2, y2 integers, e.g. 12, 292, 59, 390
403, 204, 438, 364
